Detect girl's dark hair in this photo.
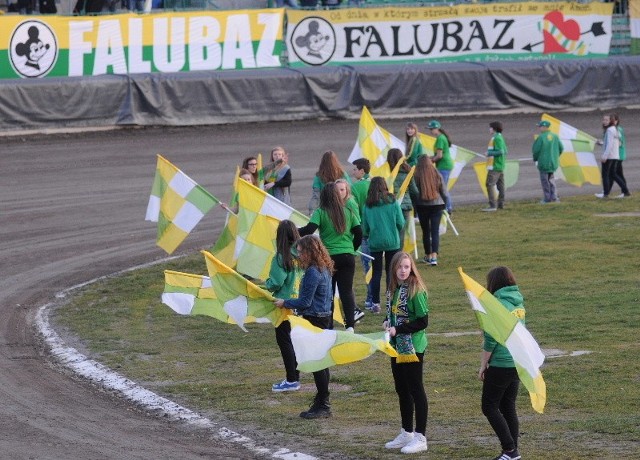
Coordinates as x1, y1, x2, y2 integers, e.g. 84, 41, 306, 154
486, 266, 517, 294
317, 151, 345, 185
241, 156, 259, 186
276, 220, 300, 271
319, 182, 346, 234
366, 176, 395, 207
439, 127, 452, 147
489, 121, 503, 133
387, 148, 411, 173
297, 235, 334, 273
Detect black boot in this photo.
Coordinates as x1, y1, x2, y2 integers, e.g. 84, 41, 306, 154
300, 395, 331, 419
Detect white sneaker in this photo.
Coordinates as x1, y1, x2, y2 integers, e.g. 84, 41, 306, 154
401, 432, 428, 454
345, 327, 354, 333
594, 193, 605, 198
385, 429, 414, 449
615, 193, 626, 198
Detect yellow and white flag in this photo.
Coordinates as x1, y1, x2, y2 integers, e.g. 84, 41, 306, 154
145, 155, 219, 254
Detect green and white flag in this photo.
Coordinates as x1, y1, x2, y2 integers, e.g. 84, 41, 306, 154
458, 267, 546, 414
146, 155, 219, 254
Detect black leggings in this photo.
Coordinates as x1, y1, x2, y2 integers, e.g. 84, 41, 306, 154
275, 320, 298, 383
482, 366, 520, 451
391, 352, 428, 435
330, 253, 357, 328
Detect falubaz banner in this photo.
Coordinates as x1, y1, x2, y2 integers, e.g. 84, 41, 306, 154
286, 2, 613, 67
0, 9, 285, 79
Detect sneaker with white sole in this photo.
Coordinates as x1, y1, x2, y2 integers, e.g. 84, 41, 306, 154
492, 449, 521, 460
354, 308, 365, 322
401, 432, 428, 454
370, 303, 381, 314
272, 379, 301, 392
595, 193, 606, 199
385, 429, 414, 449
481, 207, 498, 212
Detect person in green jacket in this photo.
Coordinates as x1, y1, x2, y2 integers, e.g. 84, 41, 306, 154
478, 266, 525, 460
387, 148, 419, 244
483, 121, 508, 212
265, 220, 303, 393
427, 120, 454, 214
532, 120, 563, 203
350, 158, 374, 311
362, 177, 405, 313
405, 122, 426, 167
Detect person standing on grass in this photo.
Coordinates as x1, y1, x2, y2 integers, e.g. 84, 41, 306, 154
612, 113, 631, 197
532, 120, 563, 203
483, 121, 508, 212
405, 122, 427, 167
265, 220, 303, 393
263, 146, 292, 205
350, 158, 374, 312
298, 182, 362, 332
274, 235, 333, 419
308, 150, 351, 215
479, 266, 525, 460
427, 120, 454, 215
383, 252, 429, 454
414, 155, 447, 266
595, 114, 630, 199
362, 177, 405, 314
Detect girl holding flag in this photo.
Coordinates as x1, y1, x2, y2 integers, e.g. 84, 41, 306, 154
478, 266, 525, 460
274, 235, 334, 419
383, 251, 429, 454
266, 220, 303, 393
263, 146, 292, 205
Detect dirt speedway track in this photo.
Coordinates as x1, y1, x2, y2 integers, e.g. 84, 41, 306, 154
1, 110, 638, 458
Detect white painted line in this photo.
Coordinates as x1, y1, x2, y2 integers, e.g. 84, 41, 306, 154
35, 262, 317, 460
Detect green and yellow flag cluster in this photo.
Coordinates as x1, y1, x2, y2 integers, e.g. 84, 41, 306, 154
458, 268, 546, 414
541, 113, 601, 187
145, 155, 219, 254
288, 316, 398, 372
472, 160, 521, 198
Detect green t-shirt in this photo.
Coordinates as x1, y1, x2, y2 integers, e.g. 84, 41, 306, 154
310, 206, 360, 255
350, 175, 371, 218
435, 133, 453, 171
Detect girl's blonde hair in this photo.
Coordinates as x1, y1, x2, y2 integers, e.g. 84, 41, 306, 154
297, 235, 334, 273
334, 178, 352, 204
270, 146, 288, 163
415, 154, 442, 201
388, 252, 427, 299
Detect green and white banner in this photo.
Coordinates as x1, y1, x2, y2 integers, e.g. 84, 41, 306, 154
0, 9, 285, 78
286, 2, 613, 66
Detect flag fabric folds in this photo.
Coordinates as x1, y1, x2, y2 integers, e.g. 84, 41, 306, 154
146, 155, 219, 254
288, 315, 398, 372
472, 160, 521, 198
163, 269, 277, 327
348, 106, 405, 178
541, 114, 601, 186
233, 179, 309, 280
419, 133, 479, 191
458, 267, 546, 414
203, 251, 291, 331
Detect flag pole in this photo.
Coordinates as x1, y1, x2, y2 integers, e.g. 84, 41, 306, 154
444, 211, 459, 236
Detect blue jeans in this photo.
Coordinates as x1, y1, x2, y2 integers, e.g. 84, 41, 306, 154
438, 168, 452, 213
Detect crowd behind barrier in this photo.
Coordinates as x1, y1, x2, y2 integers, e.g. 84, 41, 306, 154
0, 0, 629, 16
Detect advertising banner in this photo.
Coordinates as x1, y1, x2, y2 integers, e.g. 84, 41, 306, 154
286, 2, 613, 66
0, 9, 285, 79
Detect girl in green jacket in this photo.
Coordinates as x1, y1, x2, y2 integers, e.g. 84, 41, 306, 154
266, 220, 303, 393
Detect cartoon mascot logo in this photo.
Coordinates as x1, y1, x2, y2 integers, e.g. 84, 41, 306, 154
290, 17, 336, 66
10, 21, 58, 78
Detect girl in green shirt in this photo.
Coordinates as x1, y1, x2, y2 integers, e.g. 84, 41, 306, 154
427, 120, 454, 214
405, 122, 426, 167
